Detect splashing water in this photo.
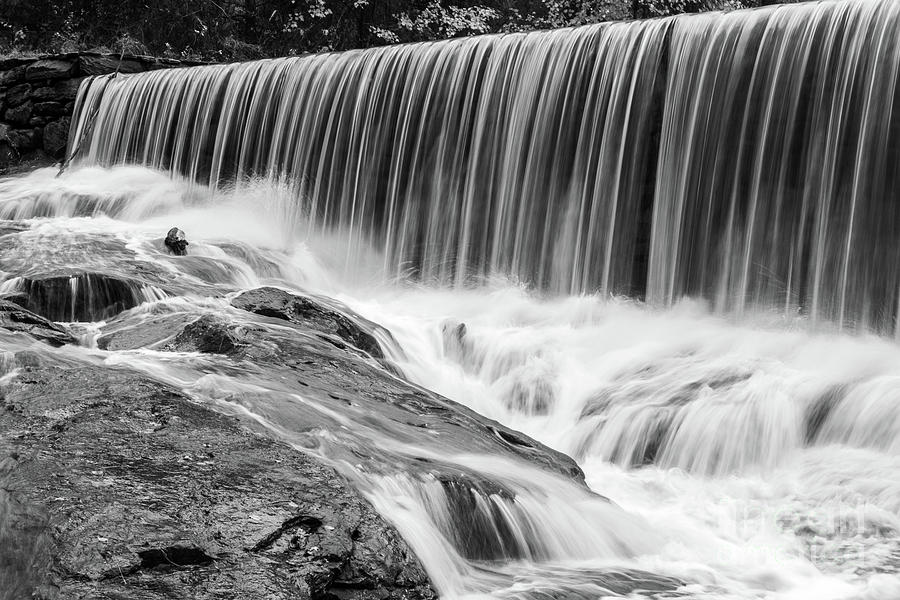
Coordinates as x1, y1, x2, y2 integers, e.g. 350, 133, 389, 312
0, 168, 898, 599
351, 284, 900, 599
70, 0, 900, 335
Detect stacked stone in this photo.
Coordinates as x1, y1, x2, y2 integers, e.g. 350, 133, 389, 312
0, 54, 200, 173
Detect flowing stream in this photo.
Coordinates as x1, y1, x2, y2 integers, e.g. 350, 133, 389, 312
3, 0, 900, 597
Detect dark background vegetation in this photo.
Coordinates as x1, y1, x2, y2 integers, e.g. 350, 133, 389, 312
1, 0, 797, 60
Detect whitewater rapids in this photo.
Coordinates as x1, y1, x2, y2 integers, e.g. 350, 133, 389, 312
0, 167, 897, 599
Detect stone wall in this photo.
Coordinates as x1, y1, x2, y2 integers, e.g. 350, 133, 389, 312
0, 53, 203, 175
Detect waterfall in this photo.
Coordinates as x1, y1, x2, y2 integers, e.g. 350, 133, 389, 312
4, 0, 900, 583
69, 0, 900, 334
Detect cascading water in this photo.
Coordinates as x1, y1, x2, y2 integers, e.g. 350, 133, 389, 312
70, 0, 900, 335
1, 0, 899, 598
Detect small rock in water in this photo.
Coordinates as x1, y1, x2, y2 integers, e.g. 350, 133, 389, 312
441, 319, 468, 360
164, 227, 189, 256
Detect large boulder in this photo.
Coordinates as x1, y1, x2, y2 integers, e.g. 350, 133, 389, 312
0, 365, 437, 600
103, 294, 586, 482
91, 295, 591, 578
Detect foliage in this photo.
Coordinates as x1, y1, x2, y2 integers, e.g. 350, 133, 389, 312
0, 0, 765, 60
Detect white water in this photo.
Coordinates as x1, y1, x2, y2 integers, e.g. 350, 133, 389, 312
1, 167, 899, 599
357, 287, 900, 599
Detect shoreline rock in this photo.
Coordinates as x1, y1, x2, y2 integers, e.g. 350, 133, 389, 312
0, 364, 437, 600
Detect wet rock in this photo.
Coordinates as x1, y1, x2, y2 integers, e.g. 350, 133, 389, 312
96, 294, 583, 482
149, 301, 585, 482
0, 300, 76, 347
0, 220, 31, 237
164, 227, 189, 255
0, 229, 220, 319
4, 128, 38, 152
579, 365, 754, 419
441, 319, 468, 361
5, 83, 32, 107
438, 478, 524, 560
31, 79, 82, 103
510, 569, 684, 599
136, 544, 215, 568
24, 59, 76, 81
0, 65, 27, 87
0, 365, 436, 600
0, 144, 15, 173
79, 56, 146, 76
0, 148, 54, 177
0, 484, 55, 600
96, 311, 197, 352
4, 101, 33, 127
12, 349, 48, 369
42, 118, 70, 157
571, 362, 760, 468
6, 273, 155, 322
33, 101, 68, 117
805, 384, 846, 444
497, 368, 556, 416
216, 241, 284, 278
90, 305, 590, 581
166, 314, 244, 354
232, 287, 385, 359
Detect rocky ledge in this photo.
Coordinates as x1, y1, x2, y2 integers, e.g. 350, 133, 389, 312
0, 275, 585, 598
0, 362, 435, 600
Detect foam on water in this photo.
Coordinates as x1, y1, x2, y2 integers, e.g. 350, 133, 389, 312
342, 283, 900, 598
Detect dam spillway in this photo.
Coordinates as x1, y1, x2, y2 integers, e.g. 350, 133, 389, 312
69, 0, 900, 335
